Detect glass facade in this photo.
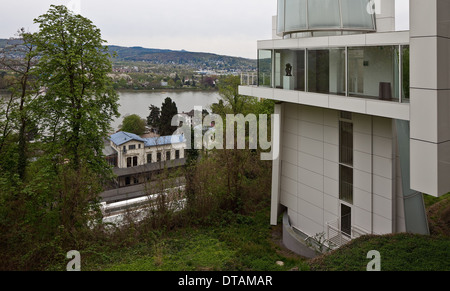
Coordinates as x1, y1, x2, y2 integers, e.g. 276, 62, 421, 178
341, 0, 374, 29
348, 46, 399, 101
277, 0, 376, 37
274, 49, 305, 91
308, 0, 341, 29
308, 48, 345, 95
257, 45, 409, 103
258, 50, 272, 87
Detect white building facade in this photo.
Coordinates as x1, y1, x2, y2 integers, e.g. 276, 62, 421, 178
239, 0, 450, 255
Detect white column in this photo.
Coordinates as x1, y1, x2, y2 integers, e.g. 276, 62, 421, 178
409, 0, 450, 197
271, 103, 284, 225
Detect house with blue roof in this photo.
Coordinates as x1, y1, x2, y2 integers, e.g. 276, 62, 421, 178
103, 131, 186, 191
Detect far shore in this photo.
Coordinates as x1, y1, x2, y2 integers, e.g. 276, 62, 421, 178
116, 88, 218, 93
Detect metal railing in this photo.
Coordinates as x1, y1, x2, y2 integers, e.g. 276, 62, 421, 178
326, 219, 370, 249
240, 72, 257, 86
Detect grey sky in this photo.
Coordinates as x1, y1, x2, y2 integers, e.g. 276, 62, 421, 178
0, 0, 409, 59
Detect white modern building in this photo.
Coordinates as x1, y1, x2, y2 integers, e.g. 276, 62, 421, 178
239, 0, 450, 256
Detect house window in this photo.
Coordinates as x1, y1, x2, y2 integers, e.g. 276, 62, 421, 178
129, 145, 136, 150
166, 151, 171, 161
175, 150, 180, 159
125, 176, 131, 186
127, 157, 132, 168
133, 176, 139, 184
138, 144, 141, 149
147, 153, 152, 164
157, 152, 162, 162
133, 156, 138, 167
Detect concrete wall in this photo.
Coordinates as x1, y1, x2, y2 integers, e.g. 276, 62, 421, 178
279, 103, 404, 237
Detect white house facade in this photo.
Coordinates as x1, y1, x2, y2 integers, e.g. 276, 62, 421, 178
239, 0, 450, 256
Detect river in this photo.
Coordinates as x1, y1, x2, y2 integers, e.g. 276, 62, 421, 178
114, 90, 220, 131
1, 90, 221, 132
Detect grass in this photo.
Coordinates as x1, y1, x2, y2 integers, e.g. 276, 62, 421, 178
308, 233, 450, 271
80, 209, 309, 271
308, 193, 450, 271
73, 194, 450, 271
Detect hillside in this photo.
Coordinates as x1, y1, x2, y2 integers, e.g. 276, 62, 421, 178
108, 45, 257, 72
0, 39, 257, 73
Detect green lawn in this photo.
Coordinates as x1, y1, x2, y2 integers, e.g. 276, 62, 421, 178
80, 210, 309, 271
77, 195, 450, 271
308, 233, 450, 271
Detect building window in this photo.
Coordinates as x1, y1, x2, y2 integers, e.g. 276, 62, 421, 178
133, 156, 138, 167
339, 165, 353, 204
129, 145, 136, 150
339, 112, 353, 205
166, 151, 171, 161
125, 176, 131, 186
339, 121, 353, 166
138, 144, 141, 149
175, 150, 180, 160
147, 153, 152, 164
402, 45, 410, 103
133, 176, 139, 184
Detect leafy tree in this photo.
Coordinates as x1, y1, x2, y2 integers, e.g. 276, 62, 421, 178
32, 5, 120, 172
159, 97, 178, 136
121, 114, 147, 135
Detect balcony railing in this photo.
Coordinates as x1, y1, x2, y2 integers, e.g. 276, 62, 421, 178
240, 72, 257, 86
326, 218, 370, 249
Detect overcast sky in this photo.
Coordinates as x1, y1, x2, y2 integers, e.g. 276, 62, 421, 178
0, 0, 409, 59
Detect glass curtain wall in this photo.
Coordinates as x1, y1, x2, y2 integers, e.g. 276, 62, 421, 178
348, 46, 400, 101
258, 50, 273, 87
308, 48, 345, 95
257, 45, 409, 103
274, 49, 305, 91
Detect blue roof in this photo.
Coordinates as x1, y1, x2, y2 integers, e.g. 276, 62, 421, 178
110, 131, 145, 146
110, 131, 185, 147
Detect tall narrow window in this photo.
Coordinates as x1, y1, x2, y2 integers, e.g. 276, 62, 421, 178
166, 151, 171, 161
127, 157, 132, 168
157, 152, 162, 162
340, 121, 353, 165
175, 150, 180, 159
133, 156, 138, 167
339, 112, 353, 205
147, 153, 152, 164
339, 165, 353, 204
